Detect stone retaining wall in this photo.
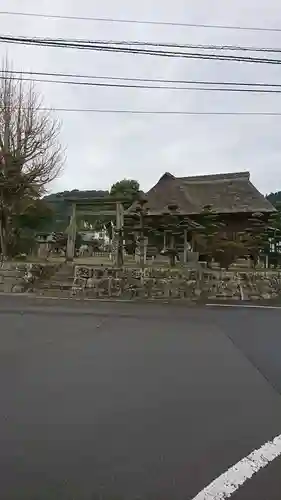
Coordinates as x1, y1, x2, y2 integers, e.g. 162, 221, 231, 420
0, 262, 57, 293
73, 266, 281, 301
1, 262, 281, 301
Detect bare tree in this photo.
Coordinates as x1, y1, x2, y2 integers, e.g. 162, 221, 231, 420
0, 61, 64, 256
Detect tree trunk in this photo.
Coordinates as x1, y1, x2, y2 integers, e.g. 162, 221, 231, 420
169, 253, 176, 267
0, 216, 7, 258
169, 234, 176, 267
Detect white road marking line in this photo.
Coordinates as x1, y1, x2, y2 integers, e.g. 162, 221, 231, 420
191, 433, 281, 499
207, 303, 281, 310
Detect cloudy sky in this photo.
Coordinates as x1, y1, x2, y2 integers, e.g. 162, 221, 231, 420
1, 0, 281, 195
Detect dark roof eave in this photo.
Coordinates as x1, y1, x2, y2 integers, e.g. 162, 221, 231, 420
128, 208, 275, 215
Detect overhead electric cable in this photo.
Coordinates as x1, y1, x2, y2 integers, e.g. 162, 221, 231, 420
18, 108, 281, 115
5, 75, 281, 93
2, 35, 281, 65
1, 10, 281, 33
8, 70, 281, 88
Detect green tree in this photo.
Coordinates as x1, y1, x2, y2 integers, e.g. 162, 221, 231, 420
7, 198, 55, 256
260, 205, 281, 266
194, 205, 225, 264
195, 206, 249, 269
110, 179, 140, 202
0, 62, 64, 257
212, 239, 247, 269
243, 212, 270, 266
15, 198, 55, 232
158, 204, 183, 267
266, 192, 281, 207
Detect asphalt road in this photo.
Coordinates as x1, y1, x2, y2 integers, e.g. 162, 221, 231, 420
0, 296, 281, 500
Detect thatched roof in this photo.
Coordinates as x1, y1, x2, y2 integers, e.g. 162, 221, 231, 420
128, 171, 275, 215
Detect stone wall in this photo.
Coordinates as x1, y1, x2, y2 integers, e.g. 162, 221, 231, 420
2, 262, 281, 301
0, 262, 57, 293
73, 265, 281, 301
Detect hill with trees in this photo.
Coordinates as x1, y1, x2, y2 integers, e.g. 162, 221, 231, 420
43, 180, 141, 232
43, 189, 109, 231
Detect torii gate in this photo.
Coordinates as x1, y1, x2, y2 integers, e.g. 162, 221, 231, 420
65, 198, 125, 266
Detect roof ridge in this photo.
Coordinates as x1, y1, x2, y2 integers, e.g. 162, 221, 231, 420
179, 171, 250, 182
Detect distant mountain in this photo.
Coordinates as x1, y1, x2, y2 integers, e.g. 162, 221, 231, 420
44, 189, 109, 202
43, 189, 109, 231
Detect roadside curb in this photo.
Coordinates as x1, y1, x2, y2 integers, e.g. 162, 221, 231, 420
0, 292, 281, 309
0, 292, 196, 306
207, 302, 281, 309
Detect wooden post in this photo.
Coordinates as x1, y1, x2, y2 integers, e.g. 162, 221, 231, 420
0, 217, 7, 259
144, 236, 148, 265
139, 212, 145, 270
191, 233, 195, 252
66, 203, 77, 262
120, 203, 124, 229
163, 231, 167, 251
183, 229, 188, 264
135, 237, 140, 264
115, 202, 124, 267
170, 234, 176, 267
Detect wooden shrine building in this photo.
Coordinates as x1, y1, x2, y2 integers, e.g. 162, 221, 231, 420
127, 171, 275, 260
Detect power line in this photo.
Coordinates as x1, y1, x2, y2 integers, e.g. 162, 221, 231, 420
8, 70, 281, 89
5, 75, 281, 93
18, 37, 281, 54
1, 10, 281, 33
27, 108, 281, 115
2, 35, 281, 65
3, 34, 281, 54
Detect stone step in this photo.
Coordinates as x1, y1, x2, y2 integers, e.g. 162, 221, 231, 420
52, 275, 74, 281
39, 281, 74, 290
37, 289, 73, 298
49, 270, 74, 277
54, 267, 74, 274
